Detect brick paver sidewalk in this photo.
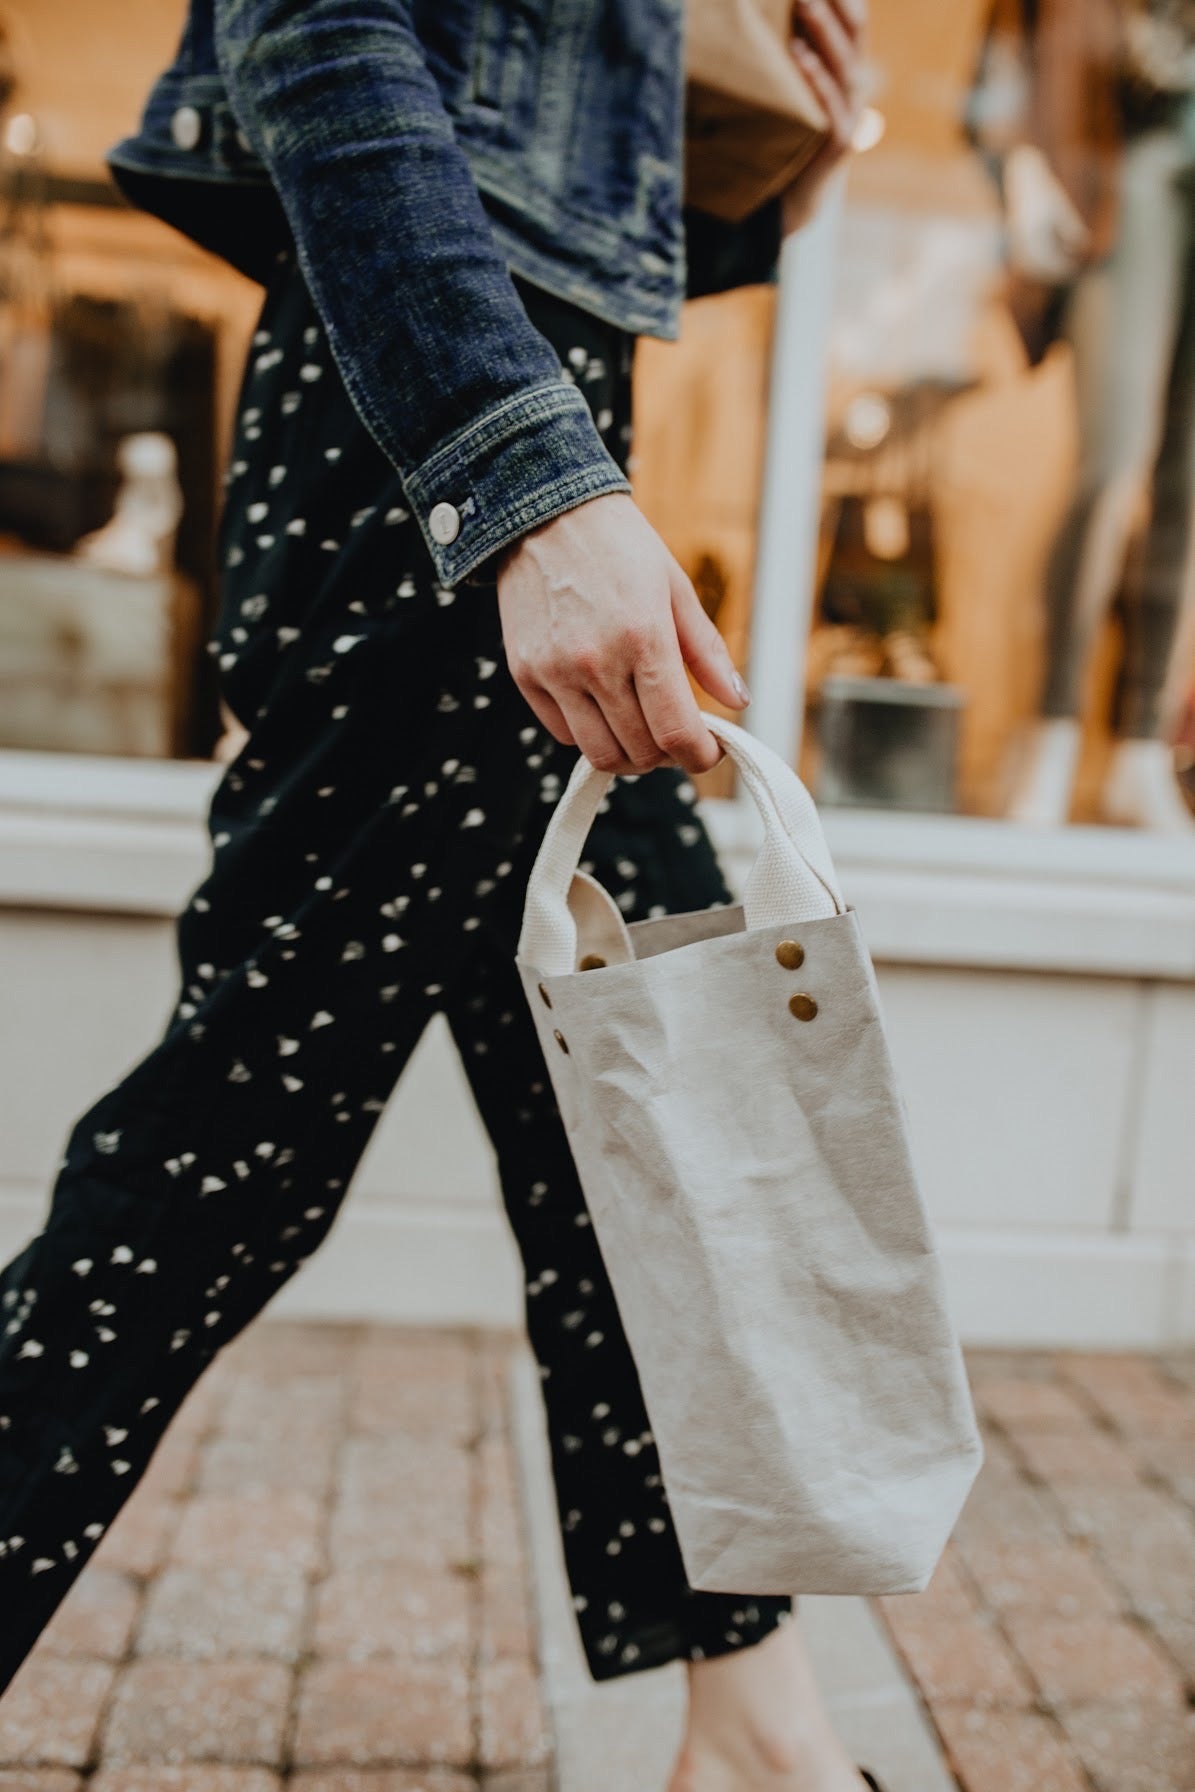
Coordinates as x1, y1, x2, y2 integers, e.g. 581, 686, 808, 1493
0, 1323, 548, 1792
3, 1332, 1195, 1792
880, 1348, 1195, 1792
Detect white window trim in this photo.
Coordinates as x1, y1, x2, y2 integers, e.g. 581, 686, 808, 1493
2, 746, 1194, 982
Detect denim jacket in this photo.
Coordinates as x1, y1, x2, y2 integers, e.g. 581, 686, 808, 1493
108, 0, 703, 586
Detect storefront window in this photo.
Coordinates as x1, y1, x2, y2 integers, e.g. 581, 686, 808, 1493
2, 0, 1192, 843
0, 0, 259, 761
639, 0, 1195, 833
822, 0, 1194, 830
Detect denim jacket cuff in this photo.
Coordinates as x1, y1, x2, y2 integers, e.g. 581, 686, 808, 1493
402, 379, 631, 586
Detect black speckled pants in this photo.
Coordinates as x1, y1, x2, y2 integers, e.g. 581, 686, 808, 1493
0, 252, 791, 1691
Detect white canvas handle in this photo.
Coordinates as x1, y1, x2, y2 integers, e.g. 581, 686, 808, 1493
519, 713, 846, 976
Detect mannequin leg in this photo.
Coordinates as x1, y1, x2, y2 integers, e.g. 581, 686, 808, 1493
1106, 194, 1195, 830
1012, 132, 1189, 824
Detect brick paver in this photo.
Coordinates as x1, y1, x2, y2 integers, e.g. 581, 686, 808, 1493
91, 1769, 282, 1792
1005, 1425, 1142, 1489
94, 1494, 183, 1578
477, 1659, 551, 1772
0, 1774, 84, 1792
973, 1377, 1093, 1432
1154, 1614, 1195, 1684
348, 1337, 476, 1444
879, 1606, 1036, 1708
136, 1567, 310, 1662
135, 1429, 201, 1501
312, 1564, 472, 1661
289, 1775, 477, 1792
292, 1660, 473, 1769
1059, 1703, 1195, 1792
881, 1346, 1195, 1792
6, 1326, 1195, 1791
0, 1657, 116, 1768
952, 1534, 1120, 1615
1132, 1435, 1195, 1507
0, 1325, 545, 1788
1003, 1613, 1186, 1706
37, 1568, 143, 1660
932, 1707, 1091, 1792
169, 1489, 325, 1577
479, 1571, 537, 1664
100, 1658, 293, 1765
481, 1775, 552, 1792
198, 1431, 340, 1499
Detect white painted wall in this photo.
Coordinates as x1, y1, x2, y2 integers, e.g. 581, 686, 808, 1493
2, 757, 1193, 1349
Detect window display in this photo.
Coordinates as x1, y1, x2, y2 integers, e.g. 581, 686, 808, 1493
0, 0, 260, 758
0, 0, 1192, 844
639, 0, 1195, 831
977, 0, 1195, 832
818, 0, 1195, 827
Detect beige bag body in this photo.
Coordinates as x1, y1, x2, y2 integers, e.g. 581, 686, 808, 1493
685, 0, 827, 221
517, 715, 982, 1595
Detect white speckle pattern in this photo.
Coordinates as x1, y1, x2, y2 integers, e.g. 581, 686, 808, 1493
0, 255, 787, 1692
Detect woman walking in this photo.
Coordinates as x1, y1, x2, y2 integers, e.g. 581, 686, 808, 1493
0, 3, 872, 1787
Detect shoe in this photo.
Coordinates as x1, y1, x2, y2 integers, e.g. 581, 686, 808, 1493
1102, 737, 1195, 834
1007, 717, 1080, 826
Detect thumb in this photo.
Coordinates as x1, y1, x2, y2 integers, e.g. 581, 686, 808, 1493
671, 564, 751, 712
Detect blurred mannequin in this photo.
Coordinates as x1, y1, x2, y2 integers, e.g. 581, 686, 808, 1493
76, 432, 183, 577
973, 0, 1195, 830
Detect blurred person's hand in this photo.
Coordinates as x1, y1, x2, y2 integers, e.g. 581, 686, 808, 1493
782, 0, 869, 232
1004, 143, 1090, 282
496, 491, 750, 776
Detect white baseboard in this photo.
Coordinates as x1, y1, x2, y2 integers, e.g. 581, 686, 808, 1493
935, 1226, 1192, 1350
269, 1217, 1195, 1349
2, 1188, 1190, 1349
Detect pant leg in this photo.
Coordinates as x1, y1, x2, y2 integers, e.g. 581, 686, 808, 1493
1041, 130, 1191, 719
0, 778, 449, 1688
0, 252, 790, 1693
443, 774, 792, 1681
0, 257, 548, 1686
1119, 186, 1195, 739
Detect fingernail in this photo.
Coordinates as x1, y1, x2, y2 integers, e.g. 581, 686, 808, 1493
732, 672, 751, 707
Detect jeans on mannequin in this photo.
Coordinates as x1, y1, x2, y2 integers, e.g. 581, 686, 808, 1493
1041, 121, 1195, 741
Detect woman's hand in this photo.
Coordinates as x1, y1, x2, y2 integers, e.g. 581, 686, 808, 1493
497, 492, 748, 777
782, 0, 869, 232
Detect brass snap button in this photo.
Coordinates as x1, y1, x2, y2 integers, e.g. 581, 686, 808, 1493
538, 983, 552, 1008
775, 940, 805, 970
788, 993, 818, 1022
553, 1030, 570, 1053
579, 954, 607, 971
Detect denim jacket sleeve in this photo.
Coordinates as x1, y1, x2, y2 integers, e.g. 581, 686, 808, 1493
214, 0, 631, 586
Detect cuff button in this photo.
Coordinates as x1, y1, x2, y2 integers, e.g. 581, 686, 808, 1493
429, 501, 461, 546
171, 105, 204, 151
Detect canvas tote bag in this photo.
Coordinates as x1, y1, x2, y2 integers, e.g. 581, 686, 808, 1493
517, 714, 982, 1594
686, 0, 828, 221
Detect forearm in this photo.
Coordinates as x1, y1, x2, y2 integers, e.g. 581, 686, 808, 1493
216, 0, 628, 583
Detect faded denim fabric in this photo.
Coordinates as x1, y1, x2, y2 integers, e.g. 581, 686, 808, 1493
110, 0, 689, 584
